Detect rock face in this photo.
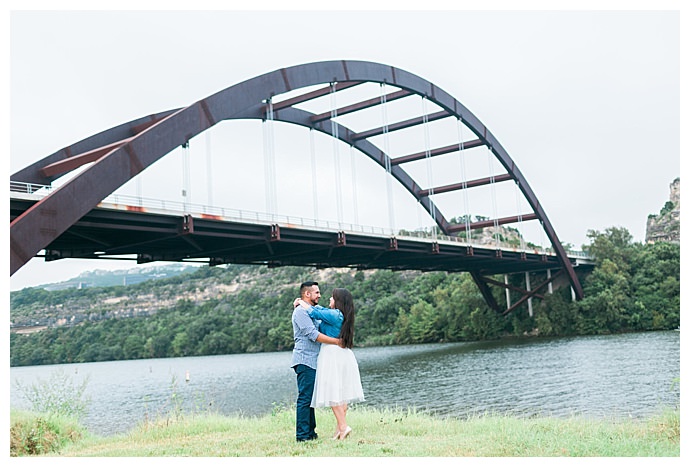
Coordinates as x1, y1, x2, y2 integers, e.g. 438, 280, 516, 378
645, 177, 680, 244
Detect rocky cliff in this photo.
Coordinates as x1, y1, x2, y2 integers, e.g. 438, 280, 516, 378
646, 177, 680, 244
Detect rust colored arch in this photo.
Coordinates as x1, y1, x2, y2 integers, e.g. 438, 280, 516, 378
10, 60, 583, 299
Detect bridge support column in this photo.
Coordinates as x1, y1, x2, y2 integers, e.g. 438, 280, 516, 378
547, 269, 553, 294
525, 272, 533, 317
546, 269, 553, 295
504, 274, 511, 308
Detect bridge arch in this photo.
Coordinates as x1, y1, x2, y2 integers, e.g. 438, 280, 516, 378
10, 60, 583, 301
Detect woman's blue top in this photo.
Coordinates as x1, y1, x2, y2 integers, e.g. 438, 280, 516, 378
308, 305, 343, 338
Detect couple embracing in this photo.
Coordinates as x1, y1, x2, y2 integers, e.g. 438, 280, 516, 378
290, 281, 365, 442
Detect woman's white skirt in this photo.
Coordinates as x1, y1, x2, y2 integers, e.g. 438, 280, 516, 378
311, 343, 365, 408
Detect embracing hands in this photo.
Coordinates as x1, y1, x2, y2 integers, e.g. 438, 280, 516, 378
293, 298, 310, 309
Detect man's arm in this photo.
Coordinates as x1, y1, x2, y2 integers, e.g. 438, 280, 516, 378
294, 305, 343, 347
316, 333, 341, 346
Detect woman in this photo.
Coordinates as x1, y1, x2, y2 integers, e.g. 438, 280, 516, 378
295, 287, 365, 440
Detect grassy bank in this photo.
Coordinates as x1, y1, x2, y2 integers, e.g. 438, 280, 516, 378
11, 406, 680, 457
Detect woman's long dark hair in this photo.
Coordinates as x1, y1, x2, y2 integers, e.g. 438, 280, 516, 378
333, 288, 355, 349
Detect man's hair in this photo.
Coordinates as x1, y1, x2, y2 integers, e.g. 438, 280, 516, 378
300, 281, 319, 297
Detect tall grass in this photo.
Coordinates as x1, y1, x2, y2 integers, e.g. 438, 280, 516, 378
13, 368, 90, 418
9, 409, 84, 456
11, 368, 91, 456
12, 405, 680, 457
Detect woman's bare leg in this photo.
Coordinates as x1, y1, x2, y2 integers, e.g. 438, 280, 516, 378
331, 404, 348, 435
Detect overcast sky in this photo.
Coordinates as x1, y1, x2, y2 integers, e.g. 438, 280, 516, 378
6, 3, 683, 291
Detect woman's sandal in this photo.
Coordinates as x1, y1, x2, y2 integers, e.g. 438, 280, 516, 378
338, 426, 352, 440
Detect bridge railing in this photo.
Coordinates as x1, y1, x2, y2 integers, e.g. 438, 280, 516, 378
10, 180, 396, 235
10, 181, 591, 260
10, 181, 53, 194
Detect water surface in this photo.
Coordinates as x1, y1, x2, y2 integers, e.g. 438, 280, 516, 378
9, 331, 679, 436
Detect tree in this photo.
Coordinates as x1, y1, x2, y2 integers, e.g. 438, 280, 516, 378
171, 331, 191, 357
393, 300, 440, 344
370, 294, 407, 333
123, 334, 146, 359
628, 241, 680, 330
534, 291, 577, 336
578, 259, 632, 333
145, 334, 172, 358
584, 227, 635, 273
198, 331, 233, 355
465, 307, 504, 340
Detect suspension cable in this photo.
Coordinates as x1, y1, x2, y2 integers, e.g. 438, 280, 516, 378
310, 128, 319, 220
350, 145, 359, 226
136, 173, 143, 206
417, 197, 424, 236
263, 98, 277, 215
456, 117, 472, 246
487, 145, 500, 250
206, 131, 213, 207
330, 83, 344, 226
182, 141, 191, 211
422, 96, 437, 241
380, 83, 396, 235
514, 180, 526, 251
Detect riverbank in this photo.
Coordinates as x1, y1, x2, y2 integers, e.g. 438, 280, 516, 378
11, 406, 680, 457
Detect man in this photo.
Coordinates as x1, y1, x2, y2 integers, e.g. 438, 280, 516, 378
291, 281, 341, 442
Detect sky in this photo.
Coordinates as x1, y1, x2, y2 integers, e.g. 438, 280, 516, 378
5, 2, 684, 291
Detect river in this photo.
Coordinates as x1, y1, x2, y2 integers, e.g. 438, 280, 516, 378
9, 330, 680, 436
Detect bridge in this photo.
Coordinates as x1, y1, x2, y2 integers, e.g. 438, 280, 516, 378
10, 60, 593, 315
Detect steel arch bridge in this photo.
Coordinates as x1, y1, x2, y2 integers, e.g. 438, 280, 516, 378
10, 60, 585, 309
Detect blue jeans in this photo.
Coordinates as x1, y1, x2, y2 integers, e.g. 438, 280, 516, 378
293, 364, 317, 441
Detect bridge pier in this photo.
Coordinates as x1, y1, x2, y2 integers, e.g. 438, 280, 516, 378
504, 274, 511, 308
525, 271, 533, 317
547, 269, 553, 294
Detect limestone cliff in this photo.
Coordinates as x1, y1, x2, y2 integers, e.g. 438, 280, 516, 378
645, 177, 680, 244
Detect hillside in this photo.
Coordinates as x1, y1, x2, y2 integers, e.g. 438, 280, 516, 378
39, 264, 198, 291
9, 264, 385, 331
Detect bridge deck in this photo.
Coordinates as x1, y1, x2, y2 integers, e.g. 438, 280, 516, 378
11, 195, 592, 275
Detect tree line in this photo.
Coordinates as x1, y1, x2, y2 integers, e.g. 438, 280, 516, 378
9, 227, 680, 366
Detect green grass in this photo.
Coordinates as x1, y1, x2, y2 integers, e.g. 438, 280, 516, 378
11, 406, 680, 457
9, 408, 85, 456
